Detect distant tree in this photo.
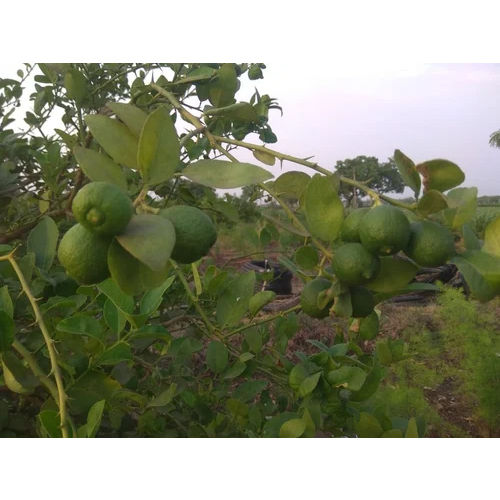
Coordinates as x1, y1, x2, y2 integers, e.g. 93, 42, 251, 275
334, 155, 404, 206
489, 129, 500, 148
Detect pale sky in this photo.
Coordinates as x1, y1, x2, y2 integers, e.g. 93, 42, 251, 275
1, 63, 499, 196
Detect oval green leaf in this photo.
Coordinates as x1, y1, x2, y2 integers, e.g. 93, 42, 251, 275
85, 114, 138, 169
365, 257, 418, 294
274, 171, 310, 200
107, 102, 147, 137
416, 189, 448, 217
279, 418, 306, 438
27, 216, 58, 271
304, 174, 344, 241
182, 160, 273, 189
206, 341, 229, 374
138, 106, 180, 186
116, 215, 176, 272
253, 149, 276, 166
416, 159, 465, 193
73, 146, 128, 190
483, 215, 500, 257
394, 149, 421, 198
216, 272, 256, 327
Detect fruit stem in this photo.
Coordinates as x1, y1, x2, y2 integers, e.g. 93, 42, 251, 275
0, 251, 70, 438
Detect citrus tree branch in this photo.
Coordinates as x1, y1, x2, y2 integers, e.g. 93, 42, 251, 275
213, 136, 416, 210
0, 251, 69, 438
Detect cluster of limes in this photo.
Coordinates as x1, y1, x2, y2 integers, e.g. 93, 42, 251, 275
300, 204, 455, 322
58, 181, 217, 289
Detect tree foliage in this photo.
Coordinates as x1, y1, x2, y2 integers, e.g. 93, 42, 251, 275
0, 63, 498, 438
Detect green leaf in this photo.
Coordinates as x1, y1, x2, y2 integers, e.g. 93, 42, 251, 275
139, 276, 175, 315
107, 240, 169, 296
137, 106, 180, 186
279, 418, 306, 438
326, 366, 367, 391
416, 159, 465, 192
216, 272, 256, 327
148, 384, 177, 407
304, 174, 344, 241
355, 412, 383, 438
382, 429, 404, 438
462, 224, 481, 251
182, 160, 272, 189
416, 189, 448, 217
128, 325, 171, 342
206, 102, 258, 122
208, 63, 238, 107
333, 291, 352, 318
298, 371, 322, 397
405, 417, 419, 438
483, 215, 500, 257
233, 380, 267, 402
0, 286, 14, 318
1, 351, 39, 394
85, 114, 138, 169
38, 410, 62, 438
288, 363, 308, 391
249, 290, 275, 316
73, 147, 127, 190
223, 361, 247, 380
206, 341, 229, 374
443, 187, 477, 229
97, 278, 134, 314
294, 245, 319, 270
451, 250, 500, 302
244, 328, 263, 353
103, 299, 126, 335
273, 171, 311, 200
253, 149, 276, 166
56, 313, 104, 342
394, 149, 420, 198
97, 342, 132, 366
365, 257, 418, 293
63, 68, 87, 105
0, 311, 15, 352
239, 352, 255, 363
116, 215, 175, 272
27, 216, 58, 271
359, 311, 379, 340
107, 102, 147, 137
86, 399, 105, 438
350, 364, 384, 402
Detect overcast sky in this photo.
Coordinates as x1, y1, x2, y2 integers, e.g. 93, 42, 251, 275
235, 63, 500, 196
1, 63, 499, 196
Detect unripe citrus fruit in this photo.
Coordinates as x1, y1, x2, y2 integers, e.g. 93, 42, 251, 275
350, 286, 375, 318
359, 205, 411, 255
300, 278, 333, 319
57, 223, 111, 285
332, 243, 380, 285
341, 208, 369, 242
159, 205, 217, 264
405, 220, 455, 267
72, 181, 133, 236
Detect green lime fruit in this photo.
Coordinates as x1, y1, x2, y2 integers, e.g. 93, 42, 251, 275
359, 205, 411, 255
159, 205, 217, 264
350, 286, 375, 318
72, 181, 133, 236
107, 239, 170, 296
300, 278, 333, 319
332, 243, 380, 285
341, 208, 369, 242
57, 224, 111, 285
405, 220, 455, 267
